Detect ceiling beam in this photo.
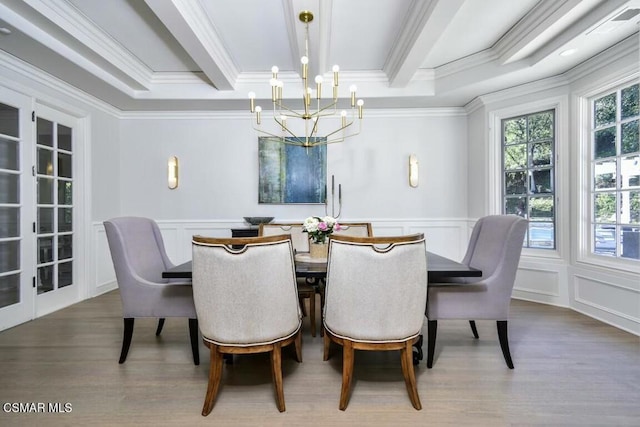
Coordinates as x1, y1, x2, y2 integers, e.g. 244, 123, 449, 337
494, 0, 608, 65
144, 0, 238, 90
529, 0, 632, 65
385, 0, 465, 88
5, 0, 152, 92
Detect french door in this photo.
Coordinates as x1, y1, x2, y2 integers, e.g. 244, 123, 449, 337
0, 88, 81, 330
0, 87, 35, 330
33, 104, 80, 317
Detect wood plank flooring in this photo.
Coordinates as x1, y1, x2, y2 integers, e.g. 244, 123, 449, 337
0, 290, 638, 426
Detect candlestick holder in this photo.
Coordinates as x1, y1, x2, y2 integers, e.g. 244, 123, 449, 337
325, 175, 342, 218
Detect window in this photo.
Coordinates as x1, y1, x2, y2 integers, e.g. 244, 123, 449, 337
590, 83, 639, 260
502, 110, 555, 249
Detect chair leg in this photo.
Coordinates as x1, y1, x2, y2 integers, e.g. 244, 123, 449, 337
497, 320, 514, 369
189, 318, 200, 365
339, 340, 355, 411
319, 282, 326, 337
400, 340, 422, 410
299, 296, 307, 316
293, 330, 302, 363
469, 320, 479, 339
323, 328, 332, 361
119, 318, 134, 364
202, 344, 224, 416
308, 291, 316, 337
155, 318, 165, 336
270, 342, 286, 412
426, 320, 437, 369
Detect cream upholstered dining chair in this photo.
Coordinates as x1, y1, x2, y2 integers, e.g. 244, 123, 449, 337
191, 234, 302, 415
318, 222, 373, 331
333, 222, 372, 237
259, 223, 318, 336
426, 214, 527, 369
103, 217, 199, 365
323, 234, 427, 410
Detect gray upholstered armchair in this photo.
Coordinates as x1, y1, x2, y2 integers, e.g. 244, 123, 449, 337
192, 234, 302, 415
426, 214, 527, 369
323, 234, 427, 410
104, 217, 199, 365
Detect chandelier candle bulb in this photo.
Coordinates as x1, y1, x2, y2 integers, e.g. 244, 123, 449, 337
315, 75, 323, 99
357, 99, 364, 119
255, 106, 262, 124
350, 85, 357, 107
271, 65, 278, 78
332, 65, 339, 86
248, 92, 255, 113
301, 56, 308, 80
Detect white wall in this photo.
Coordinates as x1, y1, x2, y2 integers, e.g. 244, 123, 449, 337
117, 109, 468, 221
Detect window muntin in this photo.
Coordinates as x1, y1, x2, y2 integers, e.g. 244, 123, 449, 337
590, 83, 639, 260
502, 110, 556, 249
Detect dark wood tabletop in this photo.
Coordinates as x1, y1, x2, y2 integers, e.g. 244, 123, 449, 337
163, 251, 481, 281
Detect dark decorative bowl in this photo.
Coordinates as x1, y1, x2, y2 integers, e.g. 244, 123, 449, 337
243, 216, 275, 226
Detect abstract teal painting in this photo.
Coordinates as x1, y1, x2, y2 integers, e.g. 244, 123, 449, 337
258, 137, 327, 204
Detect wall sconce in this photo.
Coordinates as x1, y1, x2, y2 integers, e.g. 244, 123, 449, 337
409, 154, 419, 188
167, 156, 179, 189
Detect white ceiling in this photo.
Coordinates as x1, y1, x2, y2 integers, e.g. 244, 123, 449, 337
0, 0, 638, 111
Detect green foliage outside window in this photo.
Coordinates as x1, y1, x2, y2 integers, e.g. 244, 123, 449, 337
591, 83, 640, 260
502, 110, 555, 249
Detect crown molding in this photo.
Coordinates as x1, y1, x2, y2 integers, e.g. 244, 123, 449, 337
434, 49, 498, 80
565, 32, 639, 84
468, 75, 569, 112
0, 50, 120, 117
493, 0, 588, 65
119, 106, 466, 120
23, 0, 153, 89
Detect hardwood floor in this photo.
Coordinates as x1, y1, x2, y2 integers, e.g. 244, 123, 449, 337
0, 290, 638, 426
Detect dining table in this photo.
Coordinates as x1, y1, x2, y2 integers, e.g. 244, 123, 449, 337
162, 251, 481, 282
163, 250, 481, 365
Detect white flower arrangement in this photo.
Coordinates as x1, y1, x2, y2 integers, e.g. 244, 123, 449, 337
302, 216, 340, 244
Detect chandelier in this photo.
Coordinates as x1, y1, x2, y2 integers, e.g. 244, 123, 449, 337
248, 10, 364, 148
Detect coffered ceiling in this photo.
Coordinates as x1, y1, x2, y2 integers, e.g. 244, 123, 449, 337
0, 0, 638, 111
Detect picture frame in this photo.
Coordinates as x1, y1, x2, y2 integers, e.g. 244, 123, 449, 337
258, 137, 327, 204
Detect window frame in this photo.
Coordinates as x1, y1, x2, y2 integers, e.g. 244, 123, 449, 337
587, 81, 639, 263
575, 75, 640, 274
501, 109, 556, 250
488, 95, 568, 260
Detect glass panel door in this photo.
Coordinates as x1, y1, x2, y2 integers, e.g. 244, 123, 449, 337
0, 88, 35, 331
34, 106, 78, 315
0, 103, 21, 308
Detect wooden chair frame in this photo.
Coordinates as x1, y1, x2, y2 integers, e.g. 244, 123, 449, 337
322, 233, 425, 410
202, 331, 302, 415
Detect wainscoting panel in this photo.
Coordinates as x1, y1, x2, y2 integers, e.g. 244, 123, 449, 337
568, 262, 640, 335
512, 260, 565, 306
572, 274, 640, 335
91, 218, 472, 296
